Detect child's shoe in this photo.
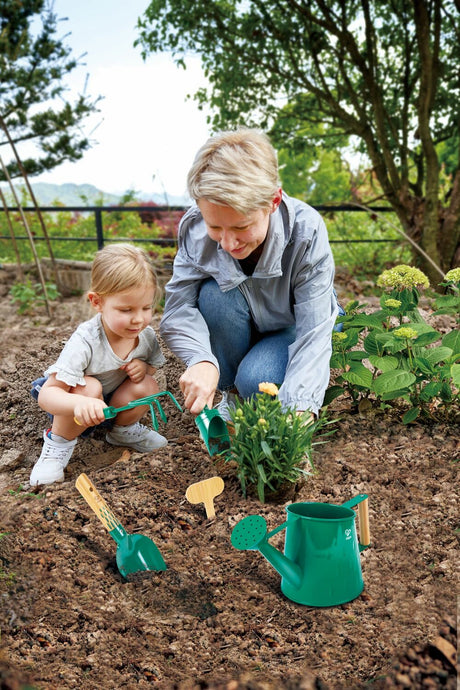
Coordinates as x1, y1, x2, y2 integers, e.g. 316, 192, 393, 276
30, 430, 77, 486
105, 422, 167, 452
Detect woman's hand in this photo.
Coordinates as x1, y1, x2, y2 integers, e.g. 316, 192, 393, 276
179, 361, 219, 415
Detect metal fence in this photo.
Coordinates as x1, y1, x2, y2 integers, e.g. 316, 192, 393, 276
0, 204, 398, 250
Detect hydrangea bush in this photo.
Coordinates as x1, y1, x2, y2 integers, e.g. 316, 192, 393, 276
326, 265, 460, 424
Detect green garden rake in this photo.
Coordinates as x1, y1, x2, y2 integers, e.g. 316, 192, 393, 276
102, 390, 182, 430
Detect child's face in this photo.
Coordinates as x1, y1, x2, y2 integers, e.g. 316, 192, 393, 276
89, 285, 155, 342
198, 194, 281, 261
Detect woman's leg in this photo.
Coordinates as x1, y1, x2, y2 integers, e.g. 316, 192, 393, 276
198, 278, 254, 390
235, 326, 296, 399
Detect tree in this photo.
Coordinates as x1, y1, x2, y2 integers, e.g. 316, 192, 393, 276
136, 0, 459, 283
0, 0, 99, 180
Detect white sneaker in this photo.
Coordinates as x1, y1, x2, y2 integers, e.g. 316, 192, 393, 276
215, 391, 239, 423
30, 430, 77, 486
106, 422, 168, 453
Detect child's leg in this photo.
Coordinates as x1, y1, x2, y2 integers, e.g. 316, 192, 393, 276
105, 375, 168, 452
30, 376, 103, 487
48, 376, 104, 440
107, 374, 160, 426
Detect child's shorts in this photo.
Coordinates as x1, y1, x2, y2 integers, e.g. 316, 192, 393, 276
30, 376, 113, 437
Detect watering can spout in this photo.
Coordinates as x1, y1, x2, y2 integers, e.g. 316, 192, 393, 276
258, 541, 303, 590
230, 515, 302, 590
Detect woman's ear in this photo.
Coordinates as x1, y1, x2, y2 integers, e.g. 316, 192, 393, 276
270, 188, 283, 213
88, 291, 103, 311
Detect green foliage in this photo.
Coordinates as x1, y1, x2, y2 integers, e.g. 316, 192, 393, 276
0, 0, 100, 180
0, 201, 174, 264
136, 0, 460, 277
326, 266, 460, 423
9, 280, 59, 314
431, 269, 460, 323
227, 384, 333, 503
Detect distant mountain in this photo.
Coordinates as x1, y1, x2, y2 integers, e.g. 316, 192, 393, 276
0, 182, 189, 207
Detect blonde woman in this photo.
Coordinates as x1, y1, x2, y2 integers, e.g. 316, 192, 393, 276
160, 129, 344, 422
30, 243, 167, 486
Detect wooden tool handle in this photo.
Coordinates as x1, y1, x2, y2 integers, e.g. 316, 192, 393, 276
75, 473, 121, 533
357, 497, 371, 547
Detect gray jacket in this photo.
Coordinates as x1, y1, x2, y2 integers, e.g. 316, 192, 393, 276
160, 193, 338, 415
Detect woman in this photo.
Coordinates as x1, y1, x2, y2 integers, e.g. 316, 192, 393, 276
160, 129, 341, 421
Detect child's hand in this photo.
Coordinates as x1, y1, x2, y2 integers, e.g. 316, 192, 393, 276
121, 359, 148, 383
73, 398, 107, 427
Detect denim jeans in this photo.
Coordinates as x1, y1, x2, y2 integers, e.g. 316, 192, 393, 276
198, 278, 344, 399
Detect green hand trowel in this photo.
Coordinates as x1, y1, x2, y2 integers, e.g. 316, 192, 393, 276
195, 405, 231, 457
75, 473, 166, 578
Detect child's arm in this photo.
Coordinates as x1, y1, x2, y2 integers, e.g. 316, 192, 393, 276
38, 374, 107, 427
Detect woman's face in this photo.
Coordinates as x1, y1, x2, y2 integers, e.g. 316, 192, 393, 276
198, 193, 281, 261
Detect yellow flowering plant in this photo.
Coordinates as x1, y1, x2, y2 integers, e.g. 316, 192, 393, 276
227, 383, 332, 503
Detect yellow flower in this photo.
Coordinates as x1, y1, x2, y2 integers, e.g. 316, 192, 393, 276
444, 268, 460, 285
394, 327, 418, 340
258, 382, 279, 396
258, 418, 268, 427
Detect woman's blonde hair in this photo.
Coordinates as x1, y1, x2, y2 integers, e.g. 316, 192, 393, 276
90, 243, 161, 304
187, 129, 281, 216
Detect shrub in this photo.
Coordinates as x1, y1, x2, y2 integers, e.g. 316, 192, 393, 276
325, 265, 460, 423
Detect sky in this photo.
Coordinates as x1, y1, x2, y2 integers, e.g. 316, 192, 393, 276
30, 0, 212, 200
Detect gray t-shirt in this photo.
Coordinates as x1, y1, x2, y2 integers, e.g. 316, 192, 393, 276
45, 313, 166, 395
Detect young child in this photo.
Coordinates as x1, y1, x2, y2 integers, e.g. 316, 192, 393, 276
29, 243, 167, 487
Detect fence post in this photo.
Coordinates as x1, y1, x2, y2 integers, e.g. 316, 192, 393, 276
95, 209, 104, 249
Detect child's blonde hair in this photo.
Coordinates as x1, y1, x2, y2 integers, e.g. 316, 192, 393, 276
187, 129, 281, 216
90, 243, 161, 303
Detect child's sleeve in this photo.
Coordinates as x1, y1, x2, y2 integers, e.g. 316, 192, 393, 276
44, 331, 92, 388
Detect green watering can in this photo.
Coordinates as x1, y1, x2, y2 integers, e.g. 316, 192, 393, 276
195, 405, 231, 457
231, 494, 371, 607
76, 473, 166, 578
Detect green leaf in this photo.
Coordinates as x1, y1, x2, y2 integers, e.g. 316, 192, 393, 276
443, 330, 460, 355
413, 357, 435, 376
402, 407, 420, 424
364, 332, 384, 356
413, 331, 441, 347
322, 385, 344, 405
419, 381, 442, 401
261, 441, 274, 460
368, 354, 399, 372
345, 314, 385, 331
451, 363, 460, 386
423, 346, 453, 365
342, 363, 374, 388
373, 370, 416, 394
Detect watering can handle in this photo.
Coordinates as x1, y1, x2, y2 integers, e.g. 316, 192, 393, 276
342, 494, 371, 549
75, 473, 124, 536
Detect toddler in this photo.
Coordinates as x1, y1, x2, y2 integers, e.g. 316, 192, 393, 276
30, 243, 167, 486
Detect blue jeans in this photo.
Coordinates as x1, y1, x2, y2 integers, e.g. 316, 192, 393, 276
198, 278, 344, 399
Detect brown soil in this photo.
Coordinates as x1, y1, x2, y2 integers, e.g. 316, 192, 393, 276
0, 267, 458, 689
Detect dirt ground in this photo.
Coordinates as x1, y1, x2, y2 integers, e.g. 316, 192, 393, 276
0, 265, 458, 690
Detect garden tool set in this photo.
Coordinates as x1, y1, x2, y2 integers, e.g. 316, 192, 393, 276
74, 390, 371, 605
